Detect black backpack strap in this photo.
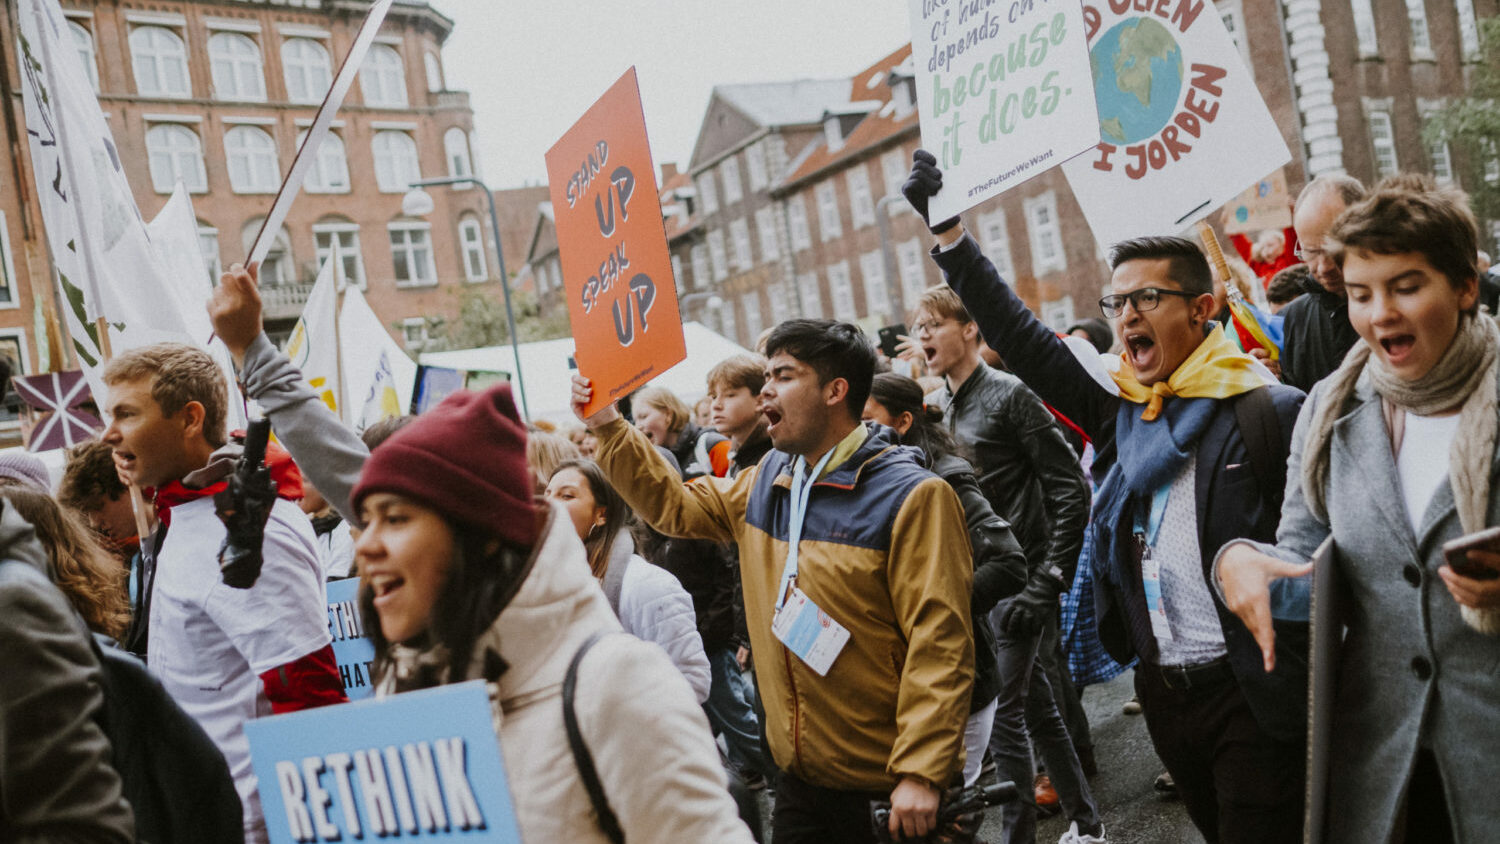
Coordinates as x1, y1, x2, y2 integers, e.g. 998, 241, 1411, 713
1233, 386, 1286, 512
563, 631, 625, 844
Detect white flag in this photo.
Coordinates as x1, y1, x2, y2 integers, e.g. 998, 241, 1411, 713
284, 256, 342, 417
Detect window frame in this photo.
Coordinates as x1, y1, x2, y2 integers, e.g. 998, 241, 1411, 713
298, 129, 350, 194
207, 31, 266, 102
458, 216, 488, 282
443, 127, 474, 181
129, 25, 191, 99
720, 157, 743, 206
847, 165, 875, 229
281, 38, 332, 105
223, 124, 280, 194
387, 221, 437, 288
815, 180, 842, 241
360, 43, 409, 109
145, 123, 208, 193
312, 221, 366, 289
69, 20, 99, 92
371, 130, 421, 194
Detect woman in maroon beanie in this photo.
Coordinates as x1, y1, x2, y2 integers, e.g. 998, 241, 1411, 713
350, 384, 753, 844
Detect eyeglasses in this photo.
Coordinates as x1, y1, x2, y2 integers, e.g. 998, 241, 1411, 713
1294, 245, 1326, 262
1098, 288, 1200, 318
911, 318, 950, 336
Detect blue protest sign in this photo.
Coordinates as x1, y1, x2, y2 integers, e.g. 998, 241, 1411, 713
246, 680, 520, 843
326, 577, 376, 700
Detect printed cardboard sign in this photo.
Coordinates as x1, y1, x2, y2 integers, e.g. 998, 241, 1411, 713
1060, 0, 1290, 247
246, 680, 520, 843
326, 577, 376, 701
546, 68, 685, 417
909, 0, 1102, 220
1221, 169, 1293, 236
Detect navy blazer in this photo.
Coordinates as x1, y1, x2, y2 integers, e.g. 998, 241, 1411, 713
933, 235, 1308, 740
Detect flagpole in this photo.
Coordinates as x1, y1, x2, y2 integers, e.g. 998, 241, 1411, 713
330, 239, 348, 426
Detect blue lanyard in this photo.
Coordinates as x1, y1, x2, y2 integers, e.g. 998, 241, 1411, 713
1135, 484, 1172, 547
776, 449, 835, 611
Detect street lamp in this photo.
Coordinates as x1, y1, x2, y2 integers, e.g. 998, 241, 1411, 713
403, 176, 530, 420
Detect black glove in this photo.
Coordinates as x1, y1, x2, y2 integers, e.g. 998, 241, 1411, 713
902, 149, 960, 235
997, 573, 1064, 639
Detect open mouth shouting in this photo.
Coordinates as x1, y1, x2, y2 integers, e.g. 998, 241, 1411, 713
1377, 333, 1417, 368
1124, 331, 1158, 373
761, 404, 784, 436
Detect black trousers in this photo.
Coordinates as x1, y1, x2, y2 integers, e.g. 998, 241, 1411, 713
1136, 664, 1305, 844
770, 771, 888, 844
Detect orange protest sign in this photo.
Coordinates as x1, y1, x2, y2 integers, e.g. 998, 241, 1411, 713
546, 67, 685, 417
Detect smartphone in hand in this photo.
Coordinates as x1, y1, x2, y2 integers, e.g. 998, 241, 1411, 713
878, 324, 907, 360
1441, 526, 1500, 581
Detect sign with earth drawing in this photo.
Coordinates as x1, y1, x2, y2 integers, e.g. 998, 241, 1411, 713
1060, 0, 1290, 248
908, 0, 1101, 221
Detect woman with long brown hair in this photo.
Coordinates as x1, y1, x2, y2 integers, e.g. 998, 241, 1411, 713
0, 482, 130, 640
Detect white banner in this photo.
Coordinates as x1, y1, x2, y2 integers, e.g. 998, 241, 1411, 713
1060, 0, 1290, 247
909, 0, 1101, 220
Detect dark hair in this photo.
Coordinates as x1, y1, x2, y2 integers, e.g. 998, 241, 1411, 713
1328, 185, 1479, 302
1066, 318, 1114, 354
1267, 263, 1313, 306
867, 372, 959, 466
549, 459, 632, 579
764, 319, 876, 422
60, 439, 128, 511
1108, 236, 1213, 297
362, 415, 417, 450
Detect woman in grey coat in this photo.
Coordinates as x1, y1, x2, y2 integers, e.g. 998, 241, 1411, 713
1216, 184, 1500, 843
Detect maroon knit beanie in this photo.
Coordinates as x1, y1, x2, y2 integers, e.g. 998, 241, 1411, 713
352, 383, 538, 547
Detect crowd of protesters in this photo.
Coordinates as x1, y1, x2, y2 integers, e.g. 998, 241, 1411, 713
1, 151, 1497, 844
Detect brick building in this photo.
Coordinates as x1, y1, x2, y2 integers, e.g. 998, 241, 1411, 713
1, 0, 498, 375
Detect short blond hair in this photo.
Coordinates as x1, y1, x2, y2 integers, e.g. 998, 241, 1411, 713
707, 353, 768, 395
633, 386, 691, 435
102, 343, 227, 447
914, 285, 973, 325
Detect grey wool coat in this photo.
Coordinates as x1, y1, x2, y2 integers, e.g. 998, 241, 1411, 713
1231, 368, 1500, 844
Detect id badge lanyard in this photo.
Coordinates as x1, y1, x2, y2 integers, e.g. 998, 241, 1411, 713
1135, 484, 1172, 547
776, 449, 835, 611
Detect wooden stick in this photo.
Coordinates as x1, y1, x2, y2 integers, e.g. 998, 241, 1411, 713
1195, 220, 1232, 286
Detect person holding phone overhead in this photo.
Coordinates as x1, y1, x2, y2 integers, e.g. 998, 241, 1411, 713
1216, 180, 1500, 844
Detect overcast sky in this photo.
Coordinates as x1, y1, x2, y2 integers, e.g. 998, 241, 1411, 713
429, 1, 913, 190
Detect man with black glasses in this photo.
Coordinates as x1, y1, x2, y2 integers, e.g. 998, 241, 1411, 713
905, 150, 1310, 844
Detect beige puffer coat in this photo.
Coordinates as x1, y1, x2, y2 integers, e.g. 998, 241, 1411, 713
376, 502, 753, 843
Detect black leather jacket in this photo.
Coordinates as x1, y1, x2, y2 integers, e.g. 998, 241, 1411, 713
931, 364, 1091, 588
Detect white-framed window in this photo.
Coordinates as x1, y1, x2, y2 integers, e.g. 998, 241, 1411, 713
458, 216, 487, 282
1457, 0, 1481, 59
1040, 296, 1076, 333
797, 272, 824, 319
0, 212, 22, 308
697, 171, 719, 215
208, 32, 265, 101
1024, 191, 1067, 275
69, 20, 98, 92
828, 261, 856, 321
0, 328, 30, 425
444, 127, 474, 180
708, 229, 729, 281
400, 317, 429, 350
720, 157, 743, 206
224, 125, 280, 194
1428, 136, 1454, 184
848, 166, 875, 228
730, 218, 753, 271
1484, 140, 1500, 184
198, 224, 220, 286
469, 131, 485, 181
1405, 0, 1431, 54
741, 291, 762, 339
755, 207, 780, 262
388, 221, 437, 287
130, 26, 190, 98
313, 221, 365, 289
816, 181, 842, 241
897, 237, 927, 310
298, 129, 349, 193
1367, 109, 1398, 177
281, 38, 332, 104
245, 222, 295, 286
860, 250, 890, 319
880, 148, 908, 202
372, 130, 420, 193
787, 195, 812, 250
690, 243, 709, 290
746, 141, 769, 191
769, 279, 792, 325
423, 51, 443, 93
976, 209, 1015, 279
718, 300, 738, 343
360, 43, 408, 108
145, 124, 207, 193
1350, 0, 1378, 55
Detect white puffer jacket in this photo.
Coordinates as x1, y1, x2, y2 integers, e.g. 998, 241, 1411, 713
376, 502, 752, 844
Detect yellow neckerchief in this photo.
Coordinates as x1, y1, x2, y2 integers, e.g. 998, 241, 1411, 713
1111, 324, 1266, 421
812, 423, 868, 481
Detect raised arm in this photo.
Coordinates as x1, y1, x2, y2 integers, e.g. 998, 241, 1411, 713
903, 151, 1115, 435
209, 264, 369, 524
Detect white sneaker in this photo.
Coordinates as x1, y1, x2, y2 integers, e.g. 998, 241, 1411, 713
1058, 821, 1108, 844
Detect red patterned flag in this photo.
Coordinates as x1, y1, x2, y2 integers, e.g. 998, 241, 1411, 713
12, 370, 102, 452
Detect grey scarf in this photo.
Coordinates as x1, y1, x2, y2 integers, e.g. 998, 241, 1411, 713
1301, 312, 1500, 634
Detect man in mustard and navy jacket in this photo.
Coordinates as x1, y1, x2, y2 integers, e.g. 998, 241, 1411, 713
573, 319, 975, 844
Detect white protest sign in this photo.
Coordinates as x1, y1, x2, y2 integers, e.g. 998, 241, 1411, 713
1060, 0, 1290, 247
910, 0, 1101, 220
